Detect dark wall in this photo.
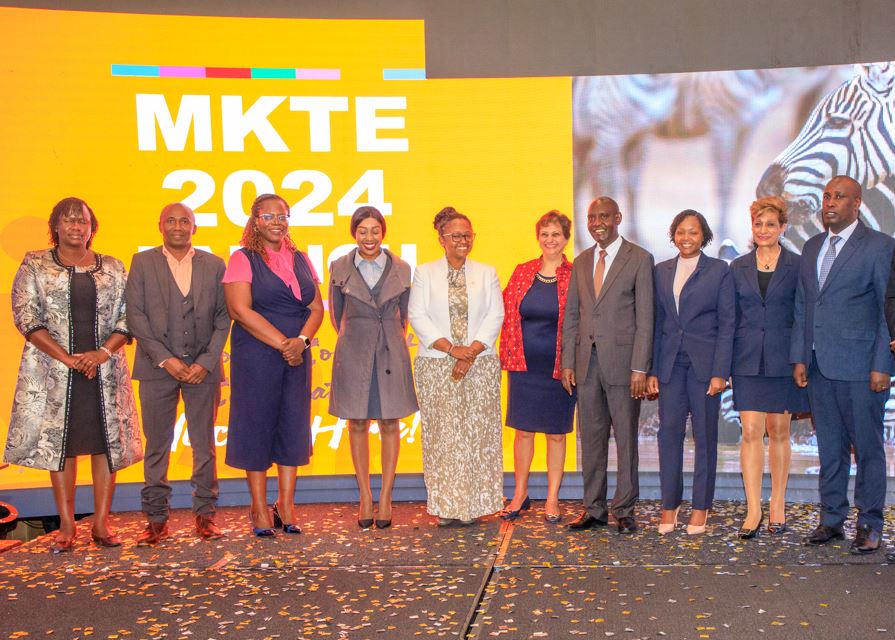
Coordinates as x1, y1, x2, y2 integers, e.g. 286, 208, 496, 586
8, 0, 895, 76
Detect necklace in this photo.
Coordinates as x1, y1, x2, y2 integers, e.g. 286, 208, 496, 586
57, 248, 90, 266
535, 272, 557, 284
756, 246, 781, 271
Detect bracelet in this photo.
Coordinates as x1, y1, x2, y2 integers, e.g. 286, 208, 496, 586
99, 346, 113, 358
447, 344, 455, 357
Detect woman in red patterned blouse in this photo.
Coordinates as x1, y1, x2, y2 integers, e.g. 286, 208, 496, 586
499, 211, 576, 523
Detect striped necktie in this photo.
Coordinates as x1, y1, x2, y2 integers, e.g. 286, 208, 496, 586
818, 235, 841, 289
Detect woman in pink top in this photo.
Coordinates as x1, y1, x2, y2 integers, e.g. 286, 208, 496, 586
223, 194, 323, 537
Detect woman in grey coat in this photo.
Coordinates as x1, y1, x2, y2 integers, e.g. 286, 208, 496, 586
329, 206, 418, 529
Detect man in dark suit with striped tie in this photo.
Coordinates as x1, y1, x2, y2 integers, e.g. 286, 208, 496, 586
791, 175, 894, 554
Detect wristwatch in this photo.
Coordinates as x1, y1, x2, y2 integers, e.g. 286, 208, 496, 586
298, 335, 311, 349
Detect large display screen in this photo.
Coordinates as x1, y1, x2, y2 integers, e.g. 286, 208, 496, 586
2, 7, 893, 495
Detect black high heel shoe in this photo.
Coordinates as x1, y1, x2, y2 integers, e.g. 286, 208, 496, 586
250, 511, 276, 538
738, 513, 764, 540
766, 520, 787, 535
272, 504, 301, 534
499, 496, 531, 521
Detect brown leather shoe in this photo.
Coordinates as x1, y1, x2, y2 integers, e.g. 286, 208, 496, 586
196, 514, 223, 540
136, 521, 169, 547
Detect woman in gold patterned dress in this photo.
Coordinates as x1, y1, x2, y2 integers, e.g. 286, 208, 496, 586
408, 207, 505, 525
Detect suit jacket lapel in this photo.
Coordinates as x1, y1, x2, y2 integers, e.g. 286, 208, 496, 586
677, 253, 707, 319
742, 250, 761, 299
580, 246, 598, 308
376, 249, 410, 305
820, 222, 865, 295
596, 241, 630, 306
152, 247, 171, 313
765, 247, 792, 299
661, 259, 680, 323
191, 251, 204, 311
341, 249, 377, 309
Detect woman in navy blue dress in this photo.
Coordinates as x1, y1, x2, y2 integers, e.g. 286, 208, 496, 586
223, 194, 323, 536
730, 196, 808, 538
500, 211, 576, 523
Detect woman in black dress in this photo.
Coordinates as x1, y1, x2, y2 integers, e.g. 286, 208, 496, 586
499, 211, 576, 522
5, 197, 142, 552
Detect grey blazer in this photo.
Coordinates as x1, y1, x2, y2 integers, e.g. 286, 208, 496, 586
125, 247, 231, 381
561, 239, 655, 386
328, 249, 419, 420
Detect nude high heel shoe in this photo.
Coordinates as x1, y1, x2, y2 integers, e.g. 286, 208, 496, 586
686, 510, 710, 536
658, 506, 680, 535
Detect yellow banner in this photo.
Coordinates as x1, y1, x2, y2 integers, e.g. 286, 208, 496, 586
0, 8, 574, 490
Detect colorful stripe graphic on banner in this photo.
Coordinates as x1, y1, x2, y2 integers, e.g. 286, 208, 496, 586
111, 64, 341, 80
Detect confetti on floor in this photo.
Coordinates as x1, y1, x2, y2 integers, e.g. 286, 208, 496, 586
0, 501, 892, 639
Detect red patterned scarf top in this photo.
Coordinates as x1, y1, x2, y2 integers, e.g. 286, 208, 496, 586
499, 255, 572, 379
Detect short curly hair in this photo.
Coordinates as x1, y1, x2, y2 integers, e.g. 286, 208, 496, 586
749, 196, 788, 225
536, 210, 572, 239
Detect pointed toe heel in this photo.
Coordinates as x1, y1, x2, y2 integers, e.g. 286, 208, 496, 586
499, 496, 531, 521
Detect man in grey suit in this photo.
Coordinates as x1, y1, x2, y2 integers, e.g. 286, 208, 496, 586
126, 203, 231, 545
561, 197, 654, 533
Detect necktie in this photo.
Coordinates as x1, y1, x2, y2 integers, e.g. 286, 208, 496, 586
818, 235, 841, 289
593, 249, 608, 298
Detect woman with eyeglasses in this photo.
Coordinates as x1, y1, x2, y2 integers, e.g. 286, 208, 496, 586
409, 207, 505, 526
223, 193, 324, 537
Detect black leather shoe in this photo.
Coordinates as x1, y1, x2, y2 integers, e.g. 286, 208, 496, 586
567, 512, 608, 531
850, 525, 881, 555
616, 516, 637, 534
802, 524, 845, 546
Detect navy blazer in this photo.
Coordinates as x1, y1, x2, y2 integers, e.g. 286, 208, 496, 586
651, 252, 735, 383
790, 220, 895, 380
730, 247, 800, 377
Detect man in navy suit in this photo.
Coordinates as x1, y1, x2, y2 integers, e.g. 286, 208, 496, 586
791, 175, 894, 554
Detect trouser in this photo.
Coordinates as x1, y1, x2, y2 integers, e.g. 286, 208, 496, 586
577, 346, 641, 520
808, 352, 889, 532
657, 351, 720, 510
139, 376, 220, 523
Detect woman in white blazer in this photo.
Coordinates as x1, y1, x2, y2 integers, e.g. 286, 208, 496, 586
409, 206, 505, 526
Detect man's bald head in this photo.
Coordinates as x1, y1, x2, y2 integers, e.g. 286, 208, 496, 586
821, 175, 862, 233
159, 202, 197, 253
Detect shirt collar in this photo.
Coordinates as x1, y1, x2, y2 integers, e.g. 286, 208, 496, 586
596, 234, 623, 258
354, 249, 387, 269
161, 245, 195, 264
826, 218, 859, 245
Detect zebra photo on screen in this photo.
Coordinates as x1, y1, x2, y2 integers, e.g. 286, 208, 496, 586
572, 67, 838, 255
757, 60, 895, 251
755, 60, 895, 447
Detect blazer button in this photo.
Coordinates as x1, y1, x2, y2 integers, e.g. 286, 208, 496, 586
385, 369, 391, 375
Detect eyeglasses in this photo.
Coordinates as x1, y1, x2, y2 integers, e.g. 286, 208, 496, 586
257, 213, 290, 223
442, 232, 475, 243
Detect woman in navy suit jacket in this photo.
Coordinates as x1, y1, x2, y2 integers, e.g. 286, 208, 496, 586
729, 197, 808, 539
646, 210, 734, 536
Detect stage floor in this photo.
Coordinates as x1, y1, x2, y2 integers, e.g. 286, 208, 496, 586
1, 501, 894, 639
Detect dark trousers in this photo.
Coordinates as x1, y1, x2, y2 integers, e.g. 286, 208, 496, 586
577, 346, 641, 520
657, 351, 720, 510
808, 353, 889, 532
139, 376, 221, 523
